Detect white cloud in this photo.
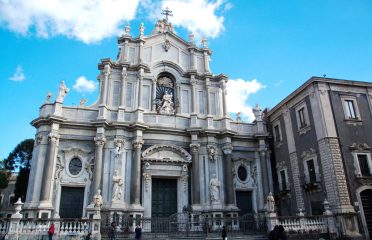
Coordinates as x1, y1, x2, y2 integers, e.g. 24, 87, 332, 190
274, 80, 283, 87
145, 0, 230, 39
73, 76, 97, 93
226, 78, 266, 122
9, 65, 26, 82
0, 0, 231, 43
0, 0, 140, 43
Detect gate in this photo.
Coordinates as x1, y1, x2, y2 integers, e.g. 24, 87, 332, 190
101, 211, 266, 239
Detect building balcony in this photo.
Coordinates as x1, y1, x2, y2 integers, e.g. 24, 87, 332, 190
301, 173, 321, 191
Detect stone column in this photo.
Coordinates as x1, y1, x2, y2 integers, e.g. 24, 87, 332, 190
223, 145, 234, 206
92, 137, 106, 196
131, 139, 144, 206
39, 132, 59, 203
203, 51, 210, 73
151, 78, 157, 112
137, 69, 144, 109
191, 76, 197, 114
100, 65, 110, 105
120, 67, 127, 107
205, 78, 211, 115
259, 149, 270, 200
220, 80, 227, 117
190, 143, 200, 206
189, 48, 195, 70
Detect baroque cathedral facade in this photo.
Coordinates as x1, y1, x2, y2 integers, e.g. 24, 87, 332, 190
23, 19, 272, 220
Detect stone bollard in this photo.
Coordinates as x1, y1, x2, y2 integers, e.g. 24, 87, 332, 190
91, 206, 102, 240
7, 198, 23, 240
323, 199, 338, 239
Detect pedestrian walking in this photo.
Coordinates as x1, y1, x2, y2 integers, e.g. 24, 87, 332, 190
48, 223, 55, 240
221, 226, 227, 240
135, 224, 142, 240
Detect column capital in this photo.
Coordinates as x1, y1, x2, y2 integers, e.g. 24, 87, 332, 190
190, 143, 200, 153
94, 137, 106, 146
48, 132, 59, 143
152, 78, 157, 84
222, 145, 233, 155
132, 139, 144, 149
103, 64, 111, 76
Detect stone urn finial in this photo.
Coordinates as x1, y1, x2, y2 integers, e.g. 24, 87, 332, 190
11, 198, 23, 218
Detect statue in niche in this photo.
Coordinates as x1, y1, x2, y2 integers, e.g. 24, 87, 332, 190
267, 192, 275, 213
112, 170, 123, 201
156, 76, 175, 115
159, 90, 175, 114
209, 174, 221, 203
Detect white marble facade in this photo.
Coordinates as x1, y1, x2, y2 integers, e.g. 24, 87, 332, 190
23, 19, 271, 219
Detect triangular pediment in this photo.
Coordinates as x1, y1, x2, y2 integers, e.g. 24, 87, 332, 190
142, 144, 192, 163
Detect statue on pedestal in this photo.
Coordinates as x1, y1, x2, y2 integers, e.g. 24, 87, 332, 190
112, 170, 123, 201
56, 80, 69, 103
267, 192, 275, 213
209, 174, 220, 203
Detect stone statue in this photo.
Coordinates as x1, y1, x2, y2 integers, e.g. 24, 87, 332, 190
46, 92, 52, 103
93, 189, 103, 208
139, 23, 144, 36
159, 90, 175, 115
112, 170, 123, 201
79, 98, 87, 107
236, 112, 241, 122
267, 192, 275, 213
209, 174, 220, 203
56, 80, 69, 103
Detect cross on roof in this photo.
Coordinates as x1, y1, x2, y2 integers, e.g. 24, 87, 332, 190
161, 7, 173, 22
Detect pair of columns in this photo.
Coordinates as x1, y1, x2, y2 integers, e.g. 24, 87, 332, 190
190, 143, 234, 206
91, 137, 144, 206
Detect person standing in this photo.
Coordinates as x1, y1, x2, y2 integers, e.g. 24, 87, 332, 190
48, 223, 55, 240
108, 222, 116, 240
221, 226, 227, 240
135, 224, 142, 240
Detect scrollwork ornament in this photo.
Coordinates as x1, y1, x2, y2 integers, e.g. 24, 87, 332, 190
143, 173, 151, 192
207, 145, 217, 161
114, 138, 125, 157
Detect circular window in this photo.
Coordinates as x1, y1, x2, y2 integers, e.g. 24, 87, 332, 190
69, 158, 82, 175
237, 166, 247, 181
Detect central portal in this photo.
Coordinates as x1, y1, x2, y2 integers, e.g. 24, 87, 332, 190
151, 178, 178, 217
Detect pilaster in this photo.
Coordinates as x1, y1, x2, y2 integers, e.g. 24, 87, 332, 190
190, 142, 201, 208
117, 67, 127, 121
222, 144, 234, 207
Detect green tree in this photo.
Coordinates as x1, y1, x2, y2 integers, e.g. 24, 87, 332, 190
3, 139, 34, 202
3, 139, 34, 172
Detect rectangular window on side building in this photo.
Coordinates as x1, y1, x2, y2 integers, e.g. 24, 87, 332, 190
344, 99, 357, 119
298, 107, 307, 128
306, 159, 317, 183
274, 125, 281, 142
280, 170, 287, 191
358, 154, 372, 176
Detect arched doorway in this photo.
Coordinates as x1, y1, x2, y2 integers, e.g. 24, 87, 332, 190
360, 189, 372, 239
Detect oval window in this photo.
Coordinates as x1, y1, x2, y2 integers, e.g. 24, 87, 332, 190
69, 158, 82, 175
237, 166, 247, 181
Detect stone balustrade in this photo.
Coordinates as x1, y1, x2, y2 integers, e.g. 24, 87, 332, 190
278, 215, 328, 233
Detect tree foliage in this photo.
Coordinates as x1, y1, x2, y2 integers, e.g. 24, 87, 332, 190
2, 138, 34, 203
3, 139, 34, 172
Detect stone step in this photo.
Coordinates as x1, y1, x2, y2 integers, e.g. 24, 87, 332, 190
102, 234, 267, 240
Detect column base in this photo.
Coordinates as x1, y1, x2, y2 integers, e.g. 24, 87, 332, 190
190, 113, 198, 128
98, 105, 108, 119
135, 108, 144, 123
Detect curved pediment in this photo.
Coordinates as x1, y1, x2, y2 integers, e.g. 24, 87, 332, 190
142, 144, 192, 163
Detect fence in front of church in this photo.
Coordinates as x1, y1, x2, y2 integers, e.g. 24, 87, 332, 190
100, 211, 267, 239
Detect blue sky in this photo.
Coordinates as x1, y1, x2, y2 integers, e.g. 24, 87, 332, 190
1, 0, 372, 160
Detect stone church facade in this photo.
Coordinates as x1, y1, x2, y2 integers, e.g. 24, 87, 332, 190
23, 20, 271, 221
